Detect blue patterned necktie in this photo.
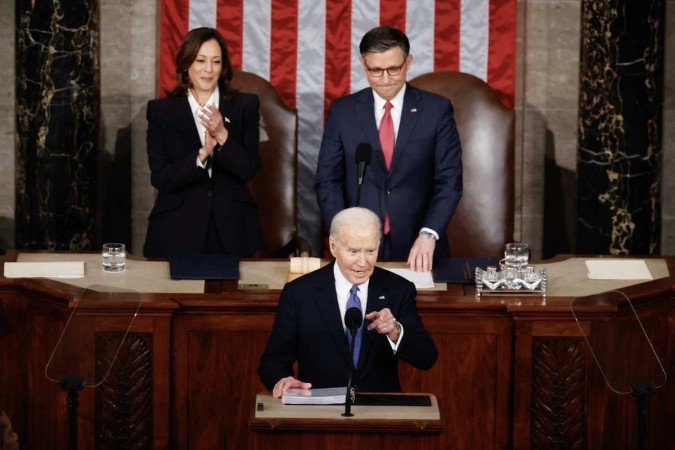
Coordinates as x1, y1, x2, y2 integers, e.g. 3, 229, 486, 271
346, 285, 363, 368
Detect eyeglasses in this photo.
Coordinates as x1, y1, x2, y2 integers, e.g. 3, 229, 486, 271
365, 62, 406, 77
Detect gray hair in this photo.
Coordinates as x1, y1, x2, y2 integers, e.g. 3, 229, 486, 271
329, 207, 381, 241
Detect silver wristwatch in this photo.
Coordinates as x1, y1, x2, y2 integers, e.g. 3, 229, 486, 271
419, 230, 437, 240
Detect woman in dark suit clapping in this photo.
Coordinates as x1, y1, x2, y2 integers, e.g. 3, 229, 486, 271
143, 27, 263, 258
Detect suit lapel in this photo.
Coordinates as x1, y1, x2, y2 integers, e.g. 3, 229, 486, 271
312, 263, 351, 361
390, 84, 422, 174
354, 91, 387, 171
219, 100, 235, 131
174, 96, 202, 149
357, 268, 391, 369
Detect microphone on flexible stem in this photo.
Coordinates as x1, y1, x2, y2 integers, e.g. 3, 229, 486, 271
355, 143, 372, 207
342, 306, 363, 417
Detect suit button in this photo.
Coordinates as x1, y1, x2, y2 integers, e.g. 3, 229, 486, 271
207, 190, 214, 197
386, 190, 391, 195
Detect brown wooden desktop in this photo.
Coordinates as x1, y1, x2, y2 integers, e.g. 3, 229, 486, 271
0, 251, 673, 450
250, 392, 444, 450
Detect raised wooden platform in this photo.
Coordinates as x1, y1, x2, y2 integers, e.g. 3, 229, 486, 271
1, 251, 673, 449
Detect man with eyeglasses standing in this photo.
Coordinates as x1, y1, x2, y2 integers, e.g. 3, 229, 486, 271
315, 26, 463, 272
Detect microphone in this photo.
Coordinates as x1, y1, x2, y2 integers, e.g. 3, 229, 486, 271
344, 306, 363, 338
342, 306, 363, 417
354, 143, 372, 206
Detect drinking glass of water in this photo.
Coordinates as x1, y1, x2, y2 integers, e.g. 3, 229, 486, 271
102, 243, 126, 272
504, 243, 529, 269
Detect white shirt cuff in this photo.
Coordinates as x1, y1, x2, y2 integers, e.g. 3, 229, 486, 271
419, 227, 439, 240
387, 321, 404, 352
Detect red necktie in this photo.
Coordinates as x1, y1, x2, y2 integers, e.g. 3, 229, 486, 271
380, 101, 394, 169
379, 101, 394, 234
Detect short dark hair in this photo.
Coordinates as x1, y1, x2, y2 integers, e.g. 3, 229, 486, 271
169, 27, 237, 100
359, 26, 410, 58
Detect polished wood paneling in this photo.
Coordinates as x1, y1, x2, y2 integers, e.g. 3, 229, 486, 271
95, 333, 153, 450
1, 257, 674, 450
531, 338, 586, 449
253, 431, 441, 450
400, 314, 512, 450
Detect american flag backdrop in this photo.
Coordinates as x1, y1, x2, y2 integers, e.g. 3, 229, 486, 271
159, 0, 517, 251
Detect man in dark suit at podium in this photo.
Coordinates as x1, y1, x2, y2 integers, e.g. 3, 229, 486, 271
258, 207, 437, 398
314, 26, 463, 271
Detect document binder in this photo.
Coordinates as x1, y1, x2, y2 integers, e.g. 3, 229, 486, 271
433, 257, 500, 284
169, 254, 239, 280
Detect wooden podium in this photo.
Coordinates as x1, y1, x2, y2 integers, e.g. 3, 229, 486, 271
1, 252, 674, 449
249, 393, 445, 450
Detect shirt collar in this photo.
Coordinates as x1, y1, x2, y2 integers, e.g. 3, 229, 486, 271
372, 83, 406, 112
333, 262, 370, 293
187, 86, 220, 114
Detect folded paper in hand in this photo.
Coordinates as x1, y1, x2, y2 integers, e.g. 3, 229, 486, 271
3, 261, 85, 279
281, 387, 347, 405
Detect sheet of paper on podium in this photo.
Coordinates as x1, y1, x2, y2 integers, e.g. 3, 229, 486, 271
585, 259, 653, 280
281, 387, 347, 405
384, 268, 435, 289
3, 261, 85, 279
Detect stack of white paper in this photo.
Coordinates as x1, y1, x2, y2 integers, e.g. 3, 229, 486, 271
3, 261, 85, 279
281, 387, 347, 405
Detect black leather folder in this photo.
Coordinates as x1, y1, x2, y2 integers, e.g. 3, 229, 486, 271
354, 393, 432, 407
433, 257, 500, 284
169, 254, 239, 280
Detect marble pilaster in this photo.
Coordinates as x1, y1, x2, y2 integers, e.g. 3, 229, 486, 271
15, 1, 100, 250
0, 0, 15, 251
577, 0, 665, 255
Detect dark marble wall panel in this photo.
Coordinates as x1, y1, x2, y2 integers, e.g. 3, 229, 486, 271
15, 0, 100, 250
577, 0, 665, 255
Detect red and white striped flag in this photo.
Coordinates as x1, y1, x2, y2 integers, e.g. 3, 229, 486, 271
159, 0, 517, 248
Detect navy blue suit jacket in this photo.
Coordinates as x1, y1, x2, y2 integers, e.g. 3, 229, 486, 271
258, 263, 438, 392
314, 84, 463, 259
143, 92, 263, 258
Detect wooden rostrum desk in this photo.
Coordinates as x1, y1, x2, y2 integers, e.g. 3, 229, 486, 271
249, 392, 444, 450
0, 251, 673, 449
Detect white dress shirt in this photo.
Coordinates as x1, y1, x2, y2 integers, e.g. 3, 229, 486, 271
333, 264, 403, 351
373, 84, 405, 141
189, 87, 220, 177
